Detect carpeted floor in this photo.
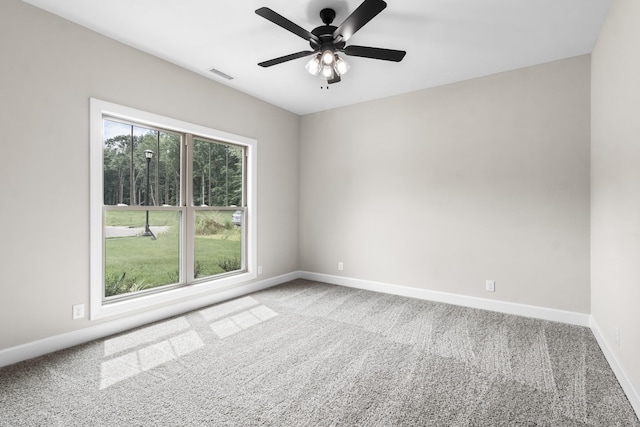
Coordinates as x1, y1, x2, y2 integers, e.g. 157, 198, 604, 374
0, 279, 638, 426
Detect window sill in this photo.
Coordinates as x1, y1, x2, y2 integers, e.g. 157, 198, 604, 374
90, 270, 257, 320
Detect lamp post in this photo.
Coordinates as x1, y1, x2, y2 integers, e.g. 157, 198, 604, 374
143, 149, 154, 237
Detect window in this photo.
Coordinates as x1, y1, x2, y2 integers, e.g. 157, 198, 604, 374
90, 99, 257, 320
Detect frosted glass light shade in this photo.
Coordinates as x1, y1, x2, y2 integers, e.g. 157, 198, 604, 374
321, 64, 334, 79
305, 55, 321, 76
321, 50, 335, 65
334, 56, 350, 75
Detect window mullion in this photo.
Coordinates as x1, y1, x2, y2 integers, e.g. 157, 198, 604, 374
184, 133, 194, 283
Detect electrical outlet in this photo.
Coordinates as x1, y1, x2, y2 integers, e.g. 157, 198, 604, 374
72, 304, 85, 320
615, 328, 620, 348
486, 280, 495, 292
338, 262, 344, 271
257, 265, 263, 275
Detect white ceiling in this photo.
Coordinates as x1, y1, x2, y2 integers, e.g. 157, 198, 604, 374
22, 0, 611, 115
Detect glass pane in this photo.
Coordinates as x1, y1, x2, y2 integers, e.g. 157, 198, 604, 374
192, 138, 243, 207
194, 210, 243, 279
105, 210, 181, 298
103, 120, 133, 206
103, 119, 181, 207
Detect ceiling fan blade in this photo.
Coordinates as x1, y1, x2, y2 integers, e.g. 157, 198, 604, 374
333, 0, 387, 42
256, 7, 320, 45
342, 45, 406, 62
258, 50, 317, 68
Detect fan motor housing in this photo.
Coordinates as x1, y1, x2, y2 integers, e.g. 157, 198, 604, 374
309, 8, 345, 50
311, 24, 345, 50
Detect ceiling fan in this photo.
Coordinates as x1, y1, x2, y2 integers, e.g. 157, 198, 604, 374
255, 0, 406, 84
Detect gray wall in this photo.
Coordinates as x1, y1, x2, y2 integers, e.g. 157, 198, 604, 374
591, 0, 640, 400
299, 56, 591, 313
0, 0, 299, 349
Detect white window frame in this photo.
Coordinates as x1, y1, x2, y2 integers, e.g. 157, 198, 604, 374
90, 98, 257, 320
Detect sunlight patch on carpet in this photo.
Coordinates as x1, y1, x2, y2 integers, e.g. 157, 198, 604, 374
103, 316, 191, 356
99, 330, 203, 389
210, 305, 278, 339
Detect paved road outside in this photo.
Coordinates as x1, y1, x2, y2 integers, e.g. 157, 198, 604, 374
105, 226, 170, 238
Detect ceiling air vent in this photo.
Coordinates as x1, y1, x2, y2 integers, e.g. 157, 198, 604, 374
209, 67, 234, 80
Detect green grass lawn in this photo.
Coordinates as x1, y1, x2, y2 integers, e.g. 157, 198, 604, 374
105, 210, 242, 297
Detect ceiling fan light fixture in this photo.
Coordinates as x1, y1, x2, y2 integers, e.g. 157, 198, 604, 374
311, 53, 348, 81
305, 55, 321, 76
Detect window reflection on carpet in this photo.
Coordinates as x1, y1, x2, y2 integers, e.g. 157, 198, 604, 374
103, 317, 191, 356
100, 329, 203, 389
99, 296, 279, 389
209, 305, 278, 339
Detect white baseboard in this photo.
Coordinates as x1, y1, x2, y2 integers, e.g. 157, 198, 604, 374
299, 271, 591, 327
0, 271, 589, 369
0, 272, 298, 368
590, 318, 640, 418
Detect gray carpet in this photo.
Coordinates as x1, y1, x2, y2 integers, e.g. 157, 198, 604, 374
0, 279, 638, 426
